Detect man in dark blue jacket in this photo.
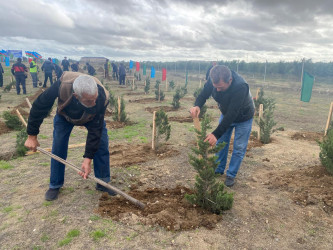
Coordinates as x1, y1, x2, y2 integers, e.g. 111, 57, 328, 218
118, 63, 126, 85
41, 58, 55, 87
190, 65, 255, 187
61, 57, 70, 71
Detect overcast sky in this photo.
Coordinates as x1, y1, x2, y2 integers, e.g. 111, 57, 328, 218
1, 0, 333, 62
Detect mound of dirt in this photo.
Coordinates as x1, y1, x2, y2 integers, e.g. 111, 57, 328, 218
126, 92, 146, 96
109, 144, 179, 167
97, 67, 104, 72
10, 107, 29, 119
15, 89, 44, 109
169, 116, 193, 123
106, 120, 135, 130
267, 165, 333, 213
291, 132, 323, 142
0, 121, 12, 135
129, 98, 157, 104
97, 185, 222, 231
145, 106, 181, 113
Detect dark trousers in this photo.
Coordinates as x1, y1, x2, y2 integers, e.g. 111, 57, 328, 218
30, 72, 38, 88
15, 74, 26, 94
43, 72, 53, 87
113, 71, 118, 80
0, 74, 3, 87
50, 114, 111, 188
119, 75, 125, 85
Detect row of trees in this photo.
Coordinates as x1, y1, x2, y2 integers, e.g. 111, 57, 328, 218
138, 59, 333, 80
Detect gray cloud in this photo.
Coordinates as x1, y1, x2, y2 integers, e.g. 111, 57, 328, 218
0, 0, 333, 61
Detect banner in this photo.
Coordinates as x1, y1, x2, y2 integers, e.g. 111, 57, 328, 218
136, 62, 140, 72
143, 64, 146, 75
151, 66, 155, 78
7, 50, 22, 58
5, 56, 10, 66
300, 71, 314, 102
162, 68, 167, 81
129, 60, 133, 69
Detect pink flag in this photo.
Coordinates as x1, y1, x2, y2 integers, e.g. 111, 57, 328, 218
162, 68, 167, 81
136, 62, 140, 71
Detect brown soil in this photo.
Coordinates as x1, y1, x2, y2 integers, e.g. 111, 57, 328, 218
105, 120, 136, 130
9, 107, 29, 119
169, 116, 193, 123
97, 185, 222, 231
267, 165, 333, 213
291, 132, 323, 142
207, 105, 219, 109
109, 144, 179, 167
14, 88, 44, 109
145, 106, 181, 113
0, 121, 12, 135
104, 108, 113, 117
129, 98, 158, 104
126, 92, 146, 96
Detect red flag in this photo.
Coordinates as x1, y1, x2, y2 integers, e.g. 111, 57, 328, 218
28, 58, 33, 63
162, 68, 167, 81
136, 62, 140, 71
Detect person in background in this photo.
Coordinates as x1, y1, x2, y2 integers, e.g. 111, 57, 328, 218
24, 72, 116, 201
30, 58, 38, 88
118, 63, 126, 85
53, 62, 63, 80
41, 58, 55, 88
61, 56, 70, 71
86, 62, 96, 76
71, 61, 79, 72
190, 65, 255, 187
112, 62, 118, 80
0, 62, 4, 87
104, 59, 110, 79
11, 57, 28, 95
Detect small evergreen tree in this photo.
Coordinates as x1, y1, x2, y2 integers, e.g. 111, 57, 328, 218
3, 111, 23, 130
199, 105, 207, 119
256, 100, 277, 144
172, 87, 186, 109
169, 80, 175, 90
319, 129, 333, 175
113, 96, 128, 122
155, 80, 165, 101
16, 129, 28, 157
144, 78, 150, 94
154, 110, 171, 149
109, 90, 116, 108
185, 115, 234, 214
193, 87, 203, 99
3, 77, 16, 92
254, 88, 274, 115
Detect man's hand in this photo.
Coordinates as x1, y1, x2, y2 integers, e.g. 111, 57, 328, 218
190, 106, 200, 118
78, 158, 92, 179
24, 135, 40, 152
204, 133, 217, 147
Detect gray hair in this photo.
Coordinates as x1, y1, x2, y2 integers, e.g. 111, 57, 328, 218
73, 75, 98, 97
210, 65, 232, 84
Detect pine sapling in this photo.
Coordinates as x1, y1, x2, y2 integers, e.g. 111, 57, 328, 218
319, 128, 333, 175
256, 101, 277, 144
112, 96, 128, 123
185, 115, 234, 214
169, 80, 175, 90
3, 77, 16, 92
3, 111, 23, 130
154, 110, 171, 149
155, 80, 165, 101
172, 87, 186, 109
16, 129, 28, 157
144, 78, 151, 94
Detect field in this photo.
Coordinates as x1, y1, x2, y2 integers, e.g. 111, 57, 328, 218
0, 63, 332, 249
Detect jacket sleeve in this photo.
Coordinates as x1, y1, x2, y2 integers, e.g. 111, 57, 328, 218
194, 80, 213, 108
27, 81, 60, 135
83, 98, 108, 159
211, 84, 248, 139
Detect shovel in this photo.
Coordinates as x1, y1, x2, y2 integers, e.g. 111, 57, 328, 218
16, 109, 145, 209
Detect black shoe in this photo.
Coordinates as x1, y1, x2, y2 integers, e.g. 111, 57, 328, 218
96, 183, 117, 196
45, 188, 60, 201
224, 176, 235, 187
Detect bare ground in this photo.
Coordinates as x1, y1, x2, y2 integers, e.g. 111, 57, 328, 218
0, 75, 332, 249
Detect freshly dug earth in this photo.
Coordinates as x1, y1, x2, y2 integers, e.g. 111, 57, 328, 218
145, 106, 181, 113
97, 185, 222, 231
0, 121, 12, 135
129, 97, 156, 104
106, 120, 131, 130
291, 131, 323, 142
267, 165, 333, 213
109, 144, 179, 167
169, 116, 193, 123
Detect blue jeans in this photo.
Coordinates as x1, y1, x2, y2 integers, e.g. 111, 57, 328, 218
49, 114, 110, 189
215, 114, 253, 178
